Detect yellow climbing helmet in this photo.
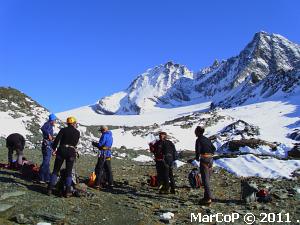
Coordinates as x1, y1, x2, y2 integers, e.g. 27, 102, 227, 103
66, 116, 77, 124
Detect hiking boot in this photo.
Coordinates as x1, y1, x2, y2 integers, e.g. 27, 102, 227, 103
199, 198, 212, 205
47, 189, 52, 196
159, 189, 169, 195
106, 184, 114, 190
94, 184, 102, 190
65, 187, 73, 198
65, 192, 73, 198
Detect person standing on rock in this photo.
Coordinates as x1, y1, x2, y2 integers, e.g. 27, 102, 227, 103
47, 116, 80, 197
39, 113, 57, 184
6, 133, 26, 168
92, 125, 114, 189
195, 126, 216, 205
150, 132, 176, 194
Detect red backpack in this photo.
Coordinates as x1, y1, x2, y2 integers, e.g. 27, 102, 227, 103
149, 175, 158, 187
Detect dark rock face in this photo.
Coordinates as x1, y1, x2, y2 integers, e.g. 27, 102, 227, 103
224, 138, 277, 152
221, 120, 260, 139
289, 129, 300, 141
288, 144, 300, 158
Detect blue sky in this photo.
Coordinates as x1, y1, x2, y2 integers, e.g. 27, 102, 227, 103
0, 0, 299, 112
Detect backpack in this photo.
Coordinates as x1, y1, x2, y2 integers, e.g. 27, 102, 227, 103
188, 168, 202, 188
21, 163, 40, 180
257, 189, 272, 203
88, 172, 96, 187
241, 178, 258, 203
149, 175, 158, 187
56, 168, 79, 195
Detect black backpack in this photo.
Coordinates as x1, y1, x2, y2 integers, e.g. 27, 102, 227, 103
188, 168, 202, 188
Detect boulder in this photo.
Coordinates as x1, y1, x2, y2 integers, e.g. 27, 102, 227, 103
225, 138, 277, 151
0, 204, 13, 213
0, 191, 26, 200
288, 144, 300, 158
14, 214, 29, 224
241, 178, 258, 203
221, 120, 260, 138
159, 212, 175, 223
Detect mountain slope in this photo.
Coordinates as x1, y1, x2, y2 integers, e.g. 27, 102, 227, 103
193, 31, 300, 107
0, 87, 96, 152
72, 31, 300, 116
0, 87, 50, 148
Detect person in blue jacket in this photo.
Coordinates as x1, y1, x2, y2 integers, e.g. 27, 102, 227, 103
92, 125, 114, 189
39, 113, 57, 183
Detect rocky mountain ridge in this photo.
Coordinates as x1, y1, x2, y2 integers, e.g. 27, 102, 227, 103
92, 31, 300, 114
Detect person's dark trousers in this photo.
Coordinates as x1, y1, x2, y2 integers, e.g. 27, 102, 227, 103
48, 147, 76, 190
200, 157, 213, 200
8, 148, 23, 166
95, 157, 113, 186
104, 159, 113, 186
160, 161, 175, 191
39, 140, 52, 182
168, 164, 175, 190
155, 161, 164, 186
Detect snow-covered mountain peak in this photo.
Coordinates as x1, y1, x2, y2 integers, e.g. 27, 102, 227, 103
66, 31, 300, 116
241, 31, 300, 72
193, 31, 300, 107
128, 61, 193, 92
94, 61, 194, 115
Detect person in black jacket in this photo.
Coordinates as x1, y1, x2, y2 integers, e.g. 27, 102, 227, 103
154, 132, 177, 194
195, 126, 216, 205
47, 117, 80, 197
6, 133, 25, 168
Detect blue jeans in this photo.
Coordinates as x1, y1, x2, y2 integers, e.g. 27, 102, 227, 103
39, 140, 52, 182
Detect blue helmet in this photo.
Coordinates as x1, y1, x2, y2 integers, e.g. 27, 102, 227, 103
49, 113, 57, 121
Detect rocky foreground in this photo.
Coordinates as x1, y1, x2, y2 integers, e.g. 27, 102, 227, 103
0, 149, 299, 225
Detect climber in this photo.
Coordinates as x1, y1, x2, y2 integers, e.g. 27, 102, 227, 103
149, 132, 176, 194
6, 133, 26, 168
92, 125, 114, 190
195, 126, 216, 205
39, 113, 57, 183
47, 116, 80, 197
